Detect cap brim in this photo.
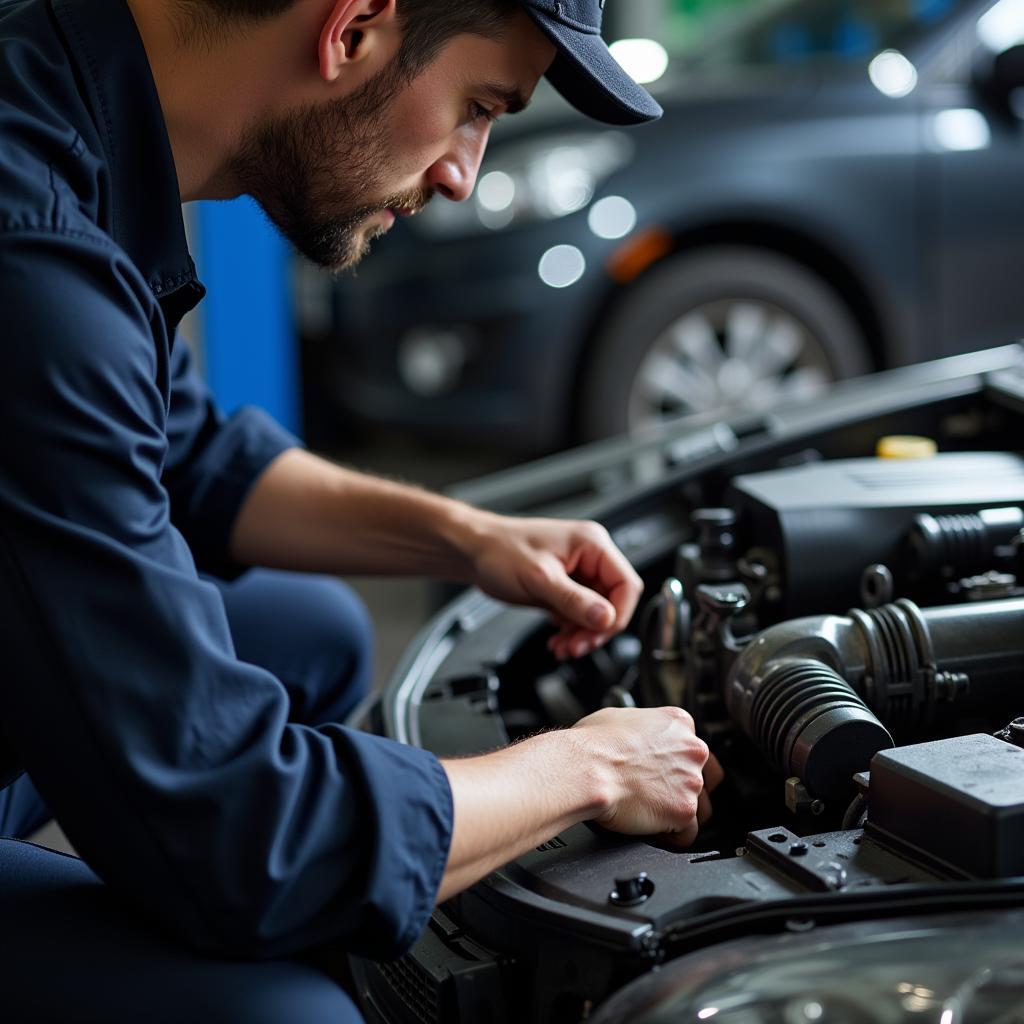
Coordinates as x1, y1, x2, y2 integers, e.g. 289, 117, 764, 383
524, 11, 663, 126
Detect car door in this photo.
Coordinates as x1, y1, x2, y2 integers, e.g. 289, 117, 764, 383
925, 0, 1024, 356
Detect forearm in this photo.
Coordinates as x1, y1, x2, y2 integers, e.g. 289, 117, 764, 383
229, 447, 486, 578
437, 730, 608, 902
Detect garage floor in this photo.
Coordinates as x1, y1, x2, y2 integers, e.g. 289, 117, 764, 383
30, 433, 510, 854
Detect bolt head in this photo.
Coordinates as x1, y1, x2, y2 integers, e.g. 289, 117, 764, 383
609, 872, 653, 907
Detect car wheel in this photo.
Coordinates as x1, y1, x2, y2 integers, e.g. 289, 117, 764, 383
579, 246, 873, 440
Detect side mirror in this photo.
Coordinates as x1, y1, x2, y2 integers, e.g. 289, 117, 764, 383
973, 43, 1024, 118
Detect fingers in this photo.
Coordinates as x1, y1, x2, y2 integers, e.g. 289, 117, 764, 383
666, 774, 713, 847
527, 522, 644, 659
697, 788, 712, 825
703, 753, 725, 793
574, 525, 644, 632
665, 818, 700, 848
546, 627, 612, 661
544, 572, 616, 636
595, 556, 644, 633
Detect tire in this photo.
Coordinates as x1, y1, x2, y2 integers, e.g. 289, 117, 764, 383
579, 246, 873, 441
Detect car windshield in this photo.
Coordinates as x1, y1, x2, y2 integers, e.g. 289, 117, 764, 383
675, 0, 972, 68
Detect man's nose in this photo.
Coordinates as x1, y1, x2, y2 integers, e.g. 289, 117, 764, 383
426, 126, 490, 202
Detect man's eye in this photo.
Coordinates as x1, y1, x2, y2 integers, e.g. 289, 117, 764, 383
470, 102, 497, 124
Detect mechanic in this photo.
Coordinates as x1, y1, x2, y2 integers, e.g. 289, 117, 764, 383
0, 0, 720, 1019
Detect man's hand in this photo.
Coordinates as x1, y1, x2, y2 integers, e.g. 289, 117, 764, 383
574, 706, 723, 847
460, 512, 644, 660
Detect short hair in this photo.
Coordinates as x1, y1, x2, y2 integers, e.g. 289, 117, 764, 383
176, 0, 521, 77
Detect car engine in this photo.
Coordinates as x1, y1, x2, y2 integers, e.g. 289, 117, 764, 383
350, 348, 1024, 1024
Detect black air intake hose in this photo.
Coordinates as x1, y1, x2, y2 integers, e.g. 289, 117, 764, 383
725, 597, 1024, 801
745, 659, 888, 802
908, 507, 1023, 584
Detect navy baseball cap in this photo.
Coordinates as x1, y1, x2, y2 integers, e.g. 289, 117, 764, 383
518, 0, 664, 125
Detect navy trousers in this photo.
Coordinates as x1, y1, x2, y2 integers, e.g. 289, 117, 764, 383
0, 570, 373, 1023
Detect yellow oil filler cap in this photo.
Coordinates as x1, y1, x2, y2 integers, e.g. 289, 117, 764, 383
876, 435, 938, 459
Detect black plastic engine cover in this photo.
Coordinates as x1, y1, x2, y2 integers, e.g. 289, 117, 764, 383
728, 453, 1024, 615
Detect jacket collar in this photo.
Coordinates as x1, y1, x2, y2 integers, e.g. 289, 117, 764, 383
50, 0, 205, 319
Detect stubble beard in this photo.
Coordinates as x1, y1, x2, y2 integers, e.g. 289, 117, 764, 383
229, 64, 432, 272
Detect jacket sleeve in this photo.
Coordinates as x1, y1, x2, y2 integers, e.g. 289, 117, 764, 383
161, 337, 297, 579
0, 228, 453, 959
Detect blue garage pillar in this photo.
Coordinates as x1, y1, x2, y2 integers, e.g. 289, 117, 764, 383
191, 197, 303, 436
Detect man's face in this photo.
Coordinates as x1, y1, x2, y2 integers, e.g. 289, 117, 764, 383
231, 10, 555, 271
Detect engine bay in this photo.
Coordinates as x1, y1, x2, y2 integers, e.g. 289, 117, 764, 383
350, 348, 1024, 1024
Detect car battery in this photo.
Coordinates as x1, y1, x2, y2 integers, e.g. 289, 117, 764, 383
866, 733, 1024, 878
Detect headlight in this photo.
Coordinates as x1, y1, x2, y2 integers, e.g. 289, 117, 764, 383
415, 131, 635, 239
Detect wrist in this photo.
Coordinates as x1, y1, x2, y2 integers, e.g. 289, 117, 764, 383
434, 501, 501, 583
525, 728, 616, 824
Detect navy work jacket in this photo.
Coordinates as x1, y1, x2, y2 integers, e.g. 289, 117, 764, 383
0, 0, 452, 958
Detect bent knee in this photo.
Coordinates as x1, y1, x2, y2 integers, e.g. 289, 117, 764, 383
204, 966, 364, 1024
278, 576, 374, 724
218, 570, 374, 726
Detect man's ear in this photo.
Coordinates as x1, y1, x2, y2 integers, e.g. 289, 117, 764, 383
318, 0, 397, 83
